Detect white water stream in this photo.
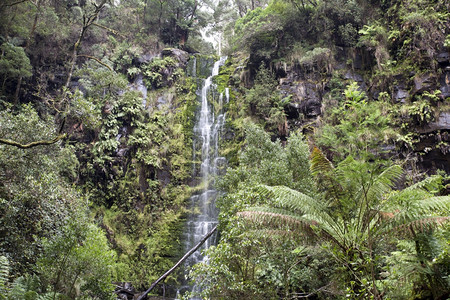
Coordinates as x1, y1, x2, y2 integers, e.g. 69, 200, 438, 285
177, 56, 228, 299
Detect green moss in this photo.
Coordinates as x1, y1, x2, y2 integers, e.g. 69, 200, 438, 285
213, 58, 234, 93
175, 75, 198, 145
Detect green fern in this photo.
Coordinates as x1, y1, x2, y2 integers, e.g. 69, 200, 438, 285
37, 292, 60, 300
238, 155, 450, 298
0, 256, 9, 297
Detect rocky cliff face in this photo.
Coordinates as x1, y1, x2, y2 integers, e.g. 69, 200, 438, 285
232, 47, 450, 174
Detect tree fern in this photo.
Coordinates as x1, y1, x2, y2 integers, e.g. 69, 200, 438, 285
238, 156, 450, 298
6, 274, 42, 300
310, 147, 334, 176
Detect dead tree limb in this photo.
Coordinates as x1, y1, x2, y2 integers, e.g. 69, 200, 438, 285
137, 225, 218, 300
78, 54, 113, 71
92, 23, 126, 39
0, 133, 66, 149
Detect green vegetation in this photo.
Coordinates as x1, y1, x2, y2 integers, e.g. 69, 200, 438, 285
0, 0, 449, 299
317, 81, 398, 161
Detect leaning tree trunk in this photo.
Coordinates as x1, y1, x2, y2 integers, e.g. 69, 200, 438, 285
136, 225, 218, 300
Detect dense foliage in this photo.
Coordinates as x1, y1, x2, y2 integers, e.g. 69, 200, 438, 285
0, 0, 448, 299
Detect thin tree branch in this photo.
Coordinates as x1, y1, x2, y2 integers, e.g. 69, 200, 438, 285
290, 283, 332, 298
1, 0, 29, 8
136, 225, 218, 300
92, 23, 126, 39
0, 134, 66, 149
78, 54, 113, 71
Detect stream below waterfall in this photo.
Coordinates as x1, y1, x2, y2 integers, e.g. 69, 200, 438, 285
176, 56, 228, 299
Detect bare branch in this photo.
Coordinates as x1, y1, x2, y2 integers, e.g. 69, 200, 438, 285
78, 54, 113, 71
0, 134, 67, 149
92, 23, 126, 39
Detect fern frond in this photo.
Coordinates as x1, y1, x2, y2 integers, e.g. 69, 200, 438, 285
366, 165, 403, 204
238, 208, 331, 245
310, 147, 334, 176
390, 216, 449, 237
255, 185, 319, 213
38, 292, 60, 300
391, 196, 450, 221
0, 256, 9, 295
416, 196, 450, 214
247, 229, 305, 240
383, 195, 450, 236
239, 207, 317, 233
310, 147, 345, 202
243, 185, 350, 250
403, 175, 443, 193
7, 277, 27, 299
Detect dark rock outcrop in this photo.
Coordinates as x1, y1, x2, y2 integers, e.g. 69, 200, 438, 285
161, 48, 190, 67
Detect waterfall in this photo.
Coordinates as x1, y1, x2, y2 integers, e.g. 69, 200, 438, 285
177, 56, 227, 299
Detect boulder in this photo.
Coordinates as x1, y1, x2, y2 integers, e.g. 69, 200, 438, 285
281, 79, 322, 120
413, 73, 436, 94
436, 51, 450, 64
439, 69, 450, 98
393, 86, 409, 103
344, 70, 364, 83
419, 112, 450, 133
161, 48, 190, 66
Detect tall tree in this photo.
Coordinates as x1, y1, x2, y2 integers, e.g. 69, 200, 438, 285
65, 0, 109, 87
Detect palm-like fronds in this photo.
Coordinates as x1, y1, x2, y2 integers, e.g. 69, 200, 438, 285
255, 185, 319, 213
238, 207, 318, 241
366, 165, 403, 200
236, 147, 449, 298
384, 195, 450, 236
403, 175, 443, 193
240, 185, 352, 251
239, 157, 449, 251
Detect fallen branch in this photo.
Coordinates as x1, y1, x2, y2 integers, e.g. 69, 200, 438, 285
137, 225, 218, 300
78, 54, 113, 71
0, 133, 66, 149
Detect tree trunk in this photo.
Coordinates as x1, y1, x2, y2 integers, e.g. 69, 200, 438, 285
136, 225, 218, 300
65, 0, 107, 88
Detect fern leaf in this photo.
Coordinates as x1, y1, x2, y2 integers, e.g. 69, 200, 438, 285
38, 292, 60, 300
310, 147, 345, 202
310, 147, 334, 175
366, 165, 403, 202
403, 175, 443, 193
239, 207, 317, 234
389, 216, 449, 237
416, 196, 450, 214
255, 185, 318, 213
244, 185, 349, 249
0, 256, 9, 295
383, 195, 450, 236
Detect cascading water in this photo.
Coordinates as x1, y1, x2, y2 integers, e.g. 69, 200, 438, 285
177, 56, 228, 299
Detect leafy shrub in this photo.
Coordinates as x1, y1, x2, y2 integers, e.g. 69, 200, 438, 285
317, 81, 397, 161
38, 218, 118, 299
